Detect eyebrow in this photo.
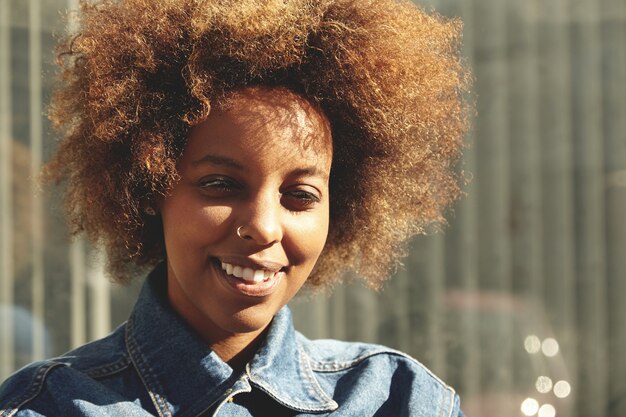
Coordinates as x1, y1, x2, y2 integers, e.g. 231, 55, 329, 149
191, 153, 329, 179
191, 154, 245, 171
291, 167, 330, 181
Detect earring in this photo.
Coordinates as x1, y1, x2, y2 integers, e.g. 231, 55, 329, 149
144, 206, 157, 216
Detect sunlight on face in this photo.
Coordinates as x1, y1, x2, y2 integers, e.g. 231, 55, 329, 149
159, 87, 332, 348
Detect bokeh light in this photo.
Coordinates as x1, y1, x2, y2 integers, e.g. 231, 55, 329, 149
538, 404, 556, 417
536, 376, 553, 394
525, 335, 542, 354
521, 398, 540, 416
554, 380, 571, 398
541, 338, 559, 357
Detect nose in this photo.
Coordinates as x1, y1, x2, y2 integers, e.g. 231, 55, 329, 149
236, 192, 283, 246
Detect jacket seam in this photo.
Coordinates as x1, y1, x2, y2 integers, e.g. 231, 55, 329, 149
0, 362, 66, 417
82, 356, 132, 379
209, 376, 252, 417
126, 318, 174, 417
247, 370, 335, 412
307, 349, 397, 372
308, 348, 456, 392
387, 350, 456, 396
307, 348, 457, 416
297, 346, 338, 409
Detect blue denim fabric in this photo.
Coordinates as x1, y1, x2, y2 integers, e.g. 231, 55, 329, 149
0, 265, 465, 416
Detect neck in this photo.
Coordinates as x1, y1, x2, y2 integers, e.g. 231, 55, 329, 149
178, 310, 270, 371
209, 329, 268, 371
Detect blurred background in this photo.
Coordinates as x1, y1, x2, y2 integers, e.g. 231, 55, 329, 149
0, 0, 624, 416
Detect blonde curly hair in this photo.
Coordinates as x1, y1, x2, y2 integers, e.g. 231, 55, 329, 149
45, 0, 471, 288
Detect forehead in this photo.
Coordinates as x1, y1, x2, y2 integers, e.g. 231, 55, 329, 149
211, 87, 333, 157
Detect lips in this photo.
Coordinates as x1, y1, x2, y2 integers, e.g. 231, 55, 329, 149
213, 258, 284, 297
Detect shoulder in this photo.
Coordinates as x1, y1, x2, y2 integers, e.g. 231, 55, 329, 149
296, 332, 451, 388
53, 324, 130, 378
296, 333, 462, 417
0, 324, 131, 416
0, 360, 67, 416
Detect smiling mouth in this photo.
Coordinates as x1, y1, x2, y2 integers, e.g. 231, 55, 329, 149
212, 258, 284, 297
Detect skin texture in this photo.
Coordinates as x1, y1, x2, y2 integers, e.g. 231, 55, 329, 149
158, 87, 332, 368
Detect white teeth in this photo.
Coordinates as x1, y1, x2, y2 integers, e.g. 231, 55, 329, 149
220, 261, 277, 283
253, 270, 265, 283
242, 267, 254, 280
221, 262, 233, 275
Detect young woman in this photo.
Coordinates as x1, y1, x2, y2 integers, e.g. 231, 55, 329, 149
0, 0, 470, 415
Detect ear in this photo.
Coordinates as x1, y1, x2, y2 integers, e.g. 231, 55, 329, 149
141, 195, 159, 216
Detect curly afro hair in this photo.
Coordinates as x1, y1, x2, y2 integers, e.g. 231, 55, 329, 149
45, 0, 471, 289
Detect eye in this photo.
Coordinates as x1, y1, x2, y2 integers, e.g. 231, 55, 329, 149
198, 176, 240, 196
282, 189, 321, 211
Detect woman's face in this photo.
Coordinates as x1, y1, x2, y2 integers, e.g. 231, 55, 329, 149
159, 87, 332, 344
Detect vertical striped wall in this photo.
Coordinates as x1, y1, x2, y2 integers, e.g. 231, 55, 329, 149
0, 0, 115, 377
0, 1, 624, 417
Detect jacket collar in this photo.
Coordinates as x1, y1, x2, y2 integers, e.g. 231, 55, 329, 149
126, 264, 338, 416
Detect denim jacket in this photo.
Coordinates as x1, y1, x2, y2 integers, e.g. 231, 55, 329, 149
0, 266, 464, 417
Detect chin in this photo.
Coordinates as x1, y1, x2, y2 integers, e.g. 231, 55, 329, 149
219, 304, 279, 334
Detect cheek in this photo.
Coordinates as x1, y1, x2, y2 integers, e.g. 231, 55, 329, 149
288, 210, 329, 267
161, 199, 233, 251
